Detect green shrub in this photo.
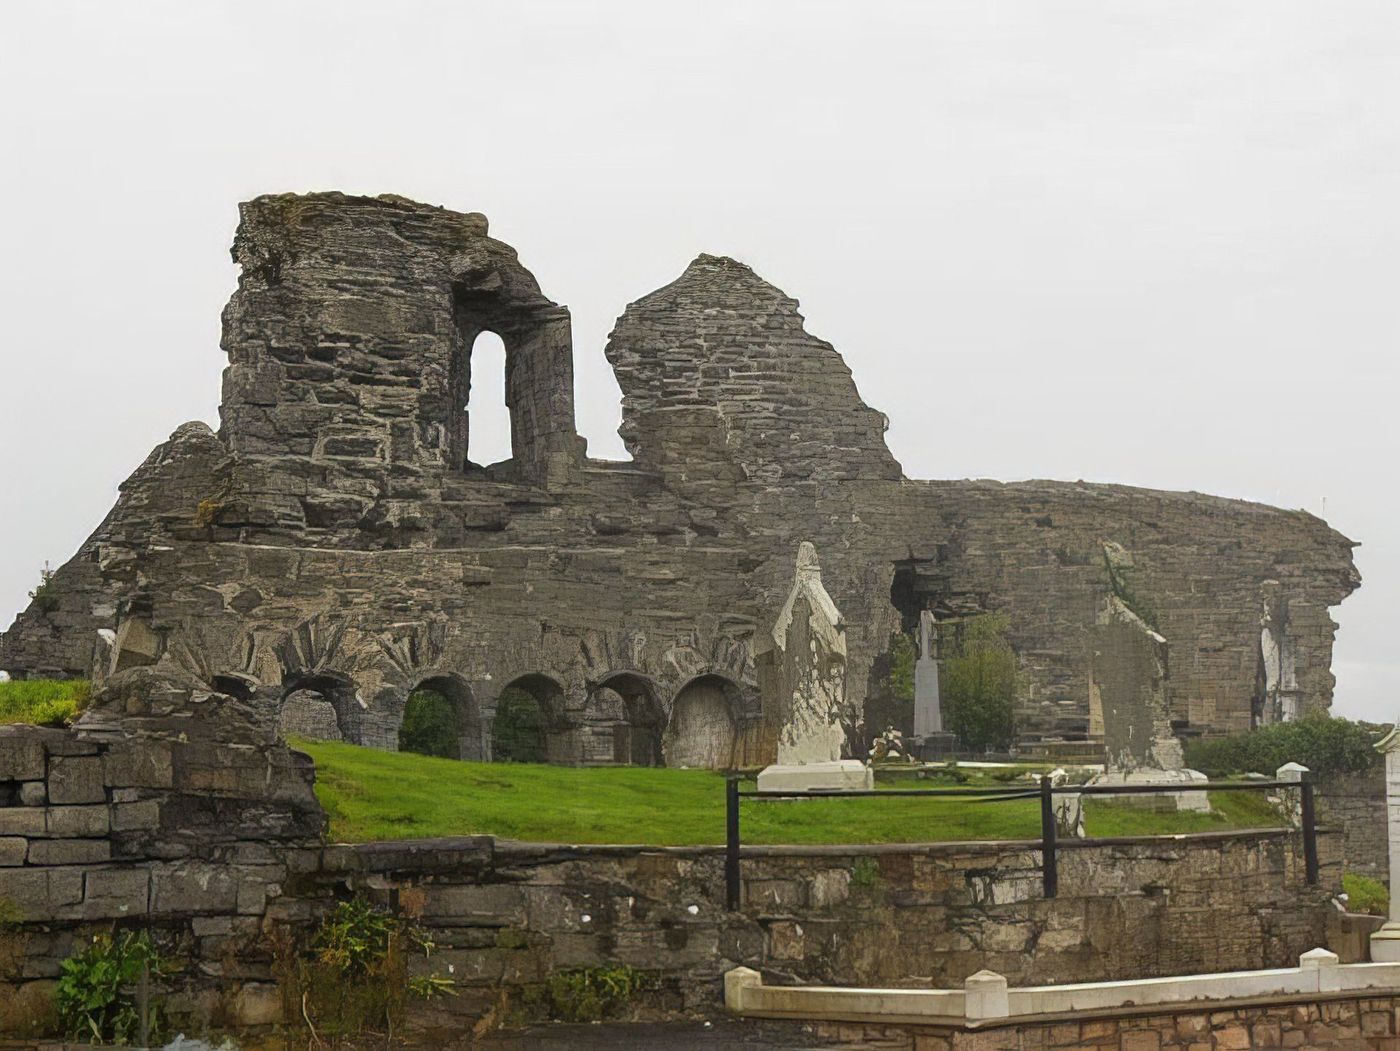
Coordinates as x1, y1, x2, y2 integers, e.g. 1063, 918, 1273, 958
55, 930, 167, 1045
398, 687, 459, 758
1343, 872, 1389, 917
942, 615, 1016, 752
1184, 714, 1384, 779
492, 687, 547, 763
544, 966, 656, 1023
28, 563, 59, 615
0, 679, 91, 727
276, 897, 452, 1041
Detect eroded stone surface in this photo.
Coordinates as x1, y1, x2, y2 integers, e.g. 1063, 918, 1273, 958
0, 192, 1361, 762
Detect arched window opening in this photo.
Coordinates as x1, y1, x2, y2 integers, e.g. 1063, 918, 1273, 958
589, 673, 663, 766
278, 673, 357, 743
465, 330, 512, 468
398, 675, 482, 760
399, 688, 459, 758
663, 674, 741, 770
491, 673, 563, 763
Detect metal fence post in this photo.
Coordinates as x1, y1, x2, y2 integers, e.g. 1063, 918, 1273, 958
1040, 774, 1058, 898
1301, 773, 1319, 886
726, 777, 741, 910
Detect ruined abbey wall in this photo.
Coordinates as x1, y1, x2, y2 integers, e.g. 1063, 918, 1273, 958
0, 192, 1359, 762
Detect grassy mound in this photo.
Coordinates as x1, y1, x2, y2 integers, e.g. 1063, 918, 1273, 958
295, 739, 1287, 846
0, 679, 91, 727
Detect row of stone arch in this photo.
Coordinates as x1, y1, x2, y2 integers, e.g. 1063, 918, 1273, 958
270, 667, 750, 770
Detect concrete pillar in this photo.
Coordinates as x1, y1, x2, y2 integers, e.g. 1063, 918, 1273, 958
1371, 726, 1400, 961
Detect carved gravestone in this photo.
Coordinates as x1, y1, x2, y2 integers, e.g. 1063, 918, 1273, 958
754, 542, 872, 791
1086, 596, 1206, 812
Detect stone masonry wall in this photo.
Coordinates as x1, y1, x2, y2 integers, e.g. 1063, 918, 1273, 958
315, 829, 1341, 1031
0, 192, 1361, 759
0, 676, 324, 1036
1319, 771, 1388, 881
1, 686, 1347, 1037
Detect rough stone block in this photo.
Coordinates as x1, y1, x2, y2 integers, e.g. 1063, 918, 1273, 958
103, 741, 174, 790
151, 863, 240, 914
0, 734, 46, 781
46, 804, 110, 837
81, 867, 151, 919
426, 883, 527, 925
110, 800, 160, 832
27, 838, 111, 866
48, 756, 106, 805
0, 836, 28, 866
0, 808, 45, 837
4, 868, 84, 916
231, 983, 283, 1026
18, 781, 45, 806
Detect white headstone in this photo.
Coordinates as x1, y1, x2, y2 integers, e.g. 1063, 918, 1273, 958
1371, 725, 1400, 960
913, 610, 943, 736
755, 542, 872, 792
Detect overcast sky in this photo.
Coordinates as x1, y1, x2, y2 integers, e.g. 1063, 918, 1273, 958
1, 1, 1395, 720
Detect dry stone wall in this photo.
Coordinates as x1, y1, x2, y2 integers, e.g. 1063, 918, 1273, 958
0, 192, 1360, 759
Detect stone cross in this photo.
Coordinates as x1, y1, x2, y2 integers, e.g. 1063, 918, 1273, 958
913, 609, 943, 736
1370, 724, 1400, 960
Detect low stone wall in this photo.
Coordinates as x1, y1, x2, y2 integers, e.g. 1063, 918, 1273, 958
0, 678, 1353, 1038
0, 677, 325, 1036
1319, 771, 1387, 880
313, 826, 1341, 1028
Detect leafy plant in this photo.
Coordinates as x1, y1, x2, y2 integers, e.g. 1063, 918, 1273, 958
28, 562, 59, 615
1343, 872, 1389, 917
277, 897, 452, 1042
492, 686, 547, 763
850, 856, 882, 888
398, 687, 460, 759
55, 930, 167, 1045
544, 966, 656, 1023
942, 614, 1017, 752
1184, 714, 1385, 779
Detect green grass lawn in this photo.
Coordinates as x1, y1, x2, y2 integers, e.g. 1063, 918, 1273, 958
296, 738, 1288, 846
0, 679, 90, 727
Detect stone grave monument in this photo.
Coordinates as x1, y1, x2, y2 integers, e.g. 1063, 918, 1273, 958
755, 542, 874, 792
912, 609, 958, 759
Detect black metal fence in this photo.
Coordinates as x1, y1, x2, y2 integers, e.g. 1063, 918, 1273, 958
723, 774, 1317, 910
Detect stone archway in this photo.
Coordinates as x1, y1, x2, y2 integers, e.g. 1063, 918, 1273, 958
590, 672, 664, 766
491, 673, 566, 763
399, 674, 484, 760
663, 674, 741, 770
278, 672, 358, 743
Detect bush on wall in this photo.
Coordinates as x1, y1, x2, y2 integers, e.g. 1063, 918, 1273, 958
1184, 713, 1385, 779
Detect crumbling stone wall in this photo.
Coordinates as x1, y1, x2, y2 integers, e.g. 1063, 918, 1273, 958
0, 192, 1360, 759
0, 674, 324, 1035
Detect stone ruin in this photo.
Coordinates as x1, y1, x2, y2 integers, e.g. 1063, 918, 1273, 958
0, 192, 1362, 767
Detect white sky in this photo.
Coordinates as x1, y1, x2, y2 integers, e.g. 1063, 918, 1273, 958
1, 1, 1395, 720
